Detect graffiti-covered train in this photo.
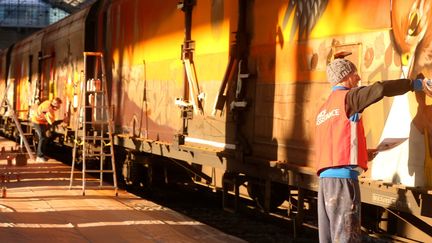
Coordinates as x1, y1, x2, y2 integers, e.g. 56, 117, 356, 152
0, 0, 431, 241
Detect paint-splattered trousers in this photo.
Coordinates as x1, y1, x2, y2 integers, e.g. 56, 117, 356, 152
318, 177, 362, 243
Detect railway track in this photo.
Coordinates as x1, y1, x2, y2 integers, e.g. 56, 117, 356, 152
128, 182, 408, 242
130, 183, 317, 243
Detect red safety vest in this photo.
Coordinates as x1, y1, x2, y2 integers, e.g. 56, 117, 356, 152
315, 90, 368, 175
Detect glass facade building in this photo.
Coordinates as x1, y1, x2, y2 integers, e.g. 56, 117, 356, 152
0, 0, 68, 28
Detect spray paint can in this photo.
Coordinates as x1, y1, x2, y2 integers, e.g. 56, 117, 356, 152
415, 78, 432, 92
426, 79, 432, 91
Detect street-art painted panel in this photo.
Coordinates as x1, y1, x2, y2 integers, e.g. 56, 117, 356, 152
372, 0, 432, 186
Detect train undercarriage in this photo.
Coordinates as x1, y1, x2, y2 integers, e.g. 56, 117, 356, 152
1, 117, 429, 242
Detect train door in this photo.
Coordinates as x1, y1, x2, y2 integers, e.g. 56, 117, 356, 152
28, 32, 43, 105
28, 55, 32, 93
38, 51, 55, 101
13, 40, 33, 120
9, 42, 28, 115
0, 51, 3, 92
24, 54, 33, 118
4, 45, 14, 113
14, 51, 28, 119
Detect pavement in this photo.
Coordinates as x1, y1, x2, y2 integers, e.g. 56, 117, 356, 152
0, 137, 244, 243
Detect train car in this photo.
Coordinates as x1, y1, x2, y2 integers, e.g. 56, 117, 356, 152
0, 0, 431, 241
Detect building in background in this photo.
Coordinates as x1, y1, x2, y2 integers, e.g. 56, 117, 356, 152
0, 0, 95, 49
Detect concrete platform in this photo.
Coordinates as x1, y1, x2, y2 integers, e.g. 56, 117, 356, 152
0, 137, 244, 243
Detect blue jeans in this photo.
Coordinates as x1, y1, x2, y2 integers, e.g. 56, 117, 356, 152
33, 123, 49, 158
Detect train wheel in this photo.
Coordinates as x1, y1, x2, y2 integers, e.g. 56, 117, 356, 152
122, 153, 153, 193
127, 163, 152, 190
247, 180, 289, 210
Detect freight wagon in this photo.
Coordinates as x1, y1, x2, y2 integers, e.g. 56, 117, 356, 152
0, 0, 431, 241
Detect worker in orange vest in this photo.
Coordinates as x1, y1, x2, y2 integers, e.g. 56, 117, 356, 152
30, 97, 63, 162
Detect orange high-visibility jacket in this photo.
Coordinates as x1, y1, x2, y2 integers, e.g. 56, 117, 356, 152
315, 90, 368, 175
30, 100, 55, 125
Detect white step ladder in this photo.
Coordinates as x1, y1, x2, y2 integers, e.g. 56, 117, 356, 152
0, 78, 34, 161
69, 52, 118, 196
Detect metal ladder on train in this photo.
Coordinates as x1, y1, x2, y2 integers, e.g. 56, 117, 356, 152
69, 52, 118, 196
0, 79, 34, 161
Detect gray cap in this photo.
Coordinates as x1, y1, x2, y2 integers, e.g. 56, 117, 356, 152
326, 58, 357, 86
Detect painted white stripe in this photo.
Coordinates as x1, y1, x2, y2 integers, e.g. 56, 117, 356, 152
78, 220, 164, 227
77, 220, 203, 227
164, 221, 203, 225
185, 137, 236, 150
0, 223, 74, 228
350, 121, 358, 165
0, 220, 204, 229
